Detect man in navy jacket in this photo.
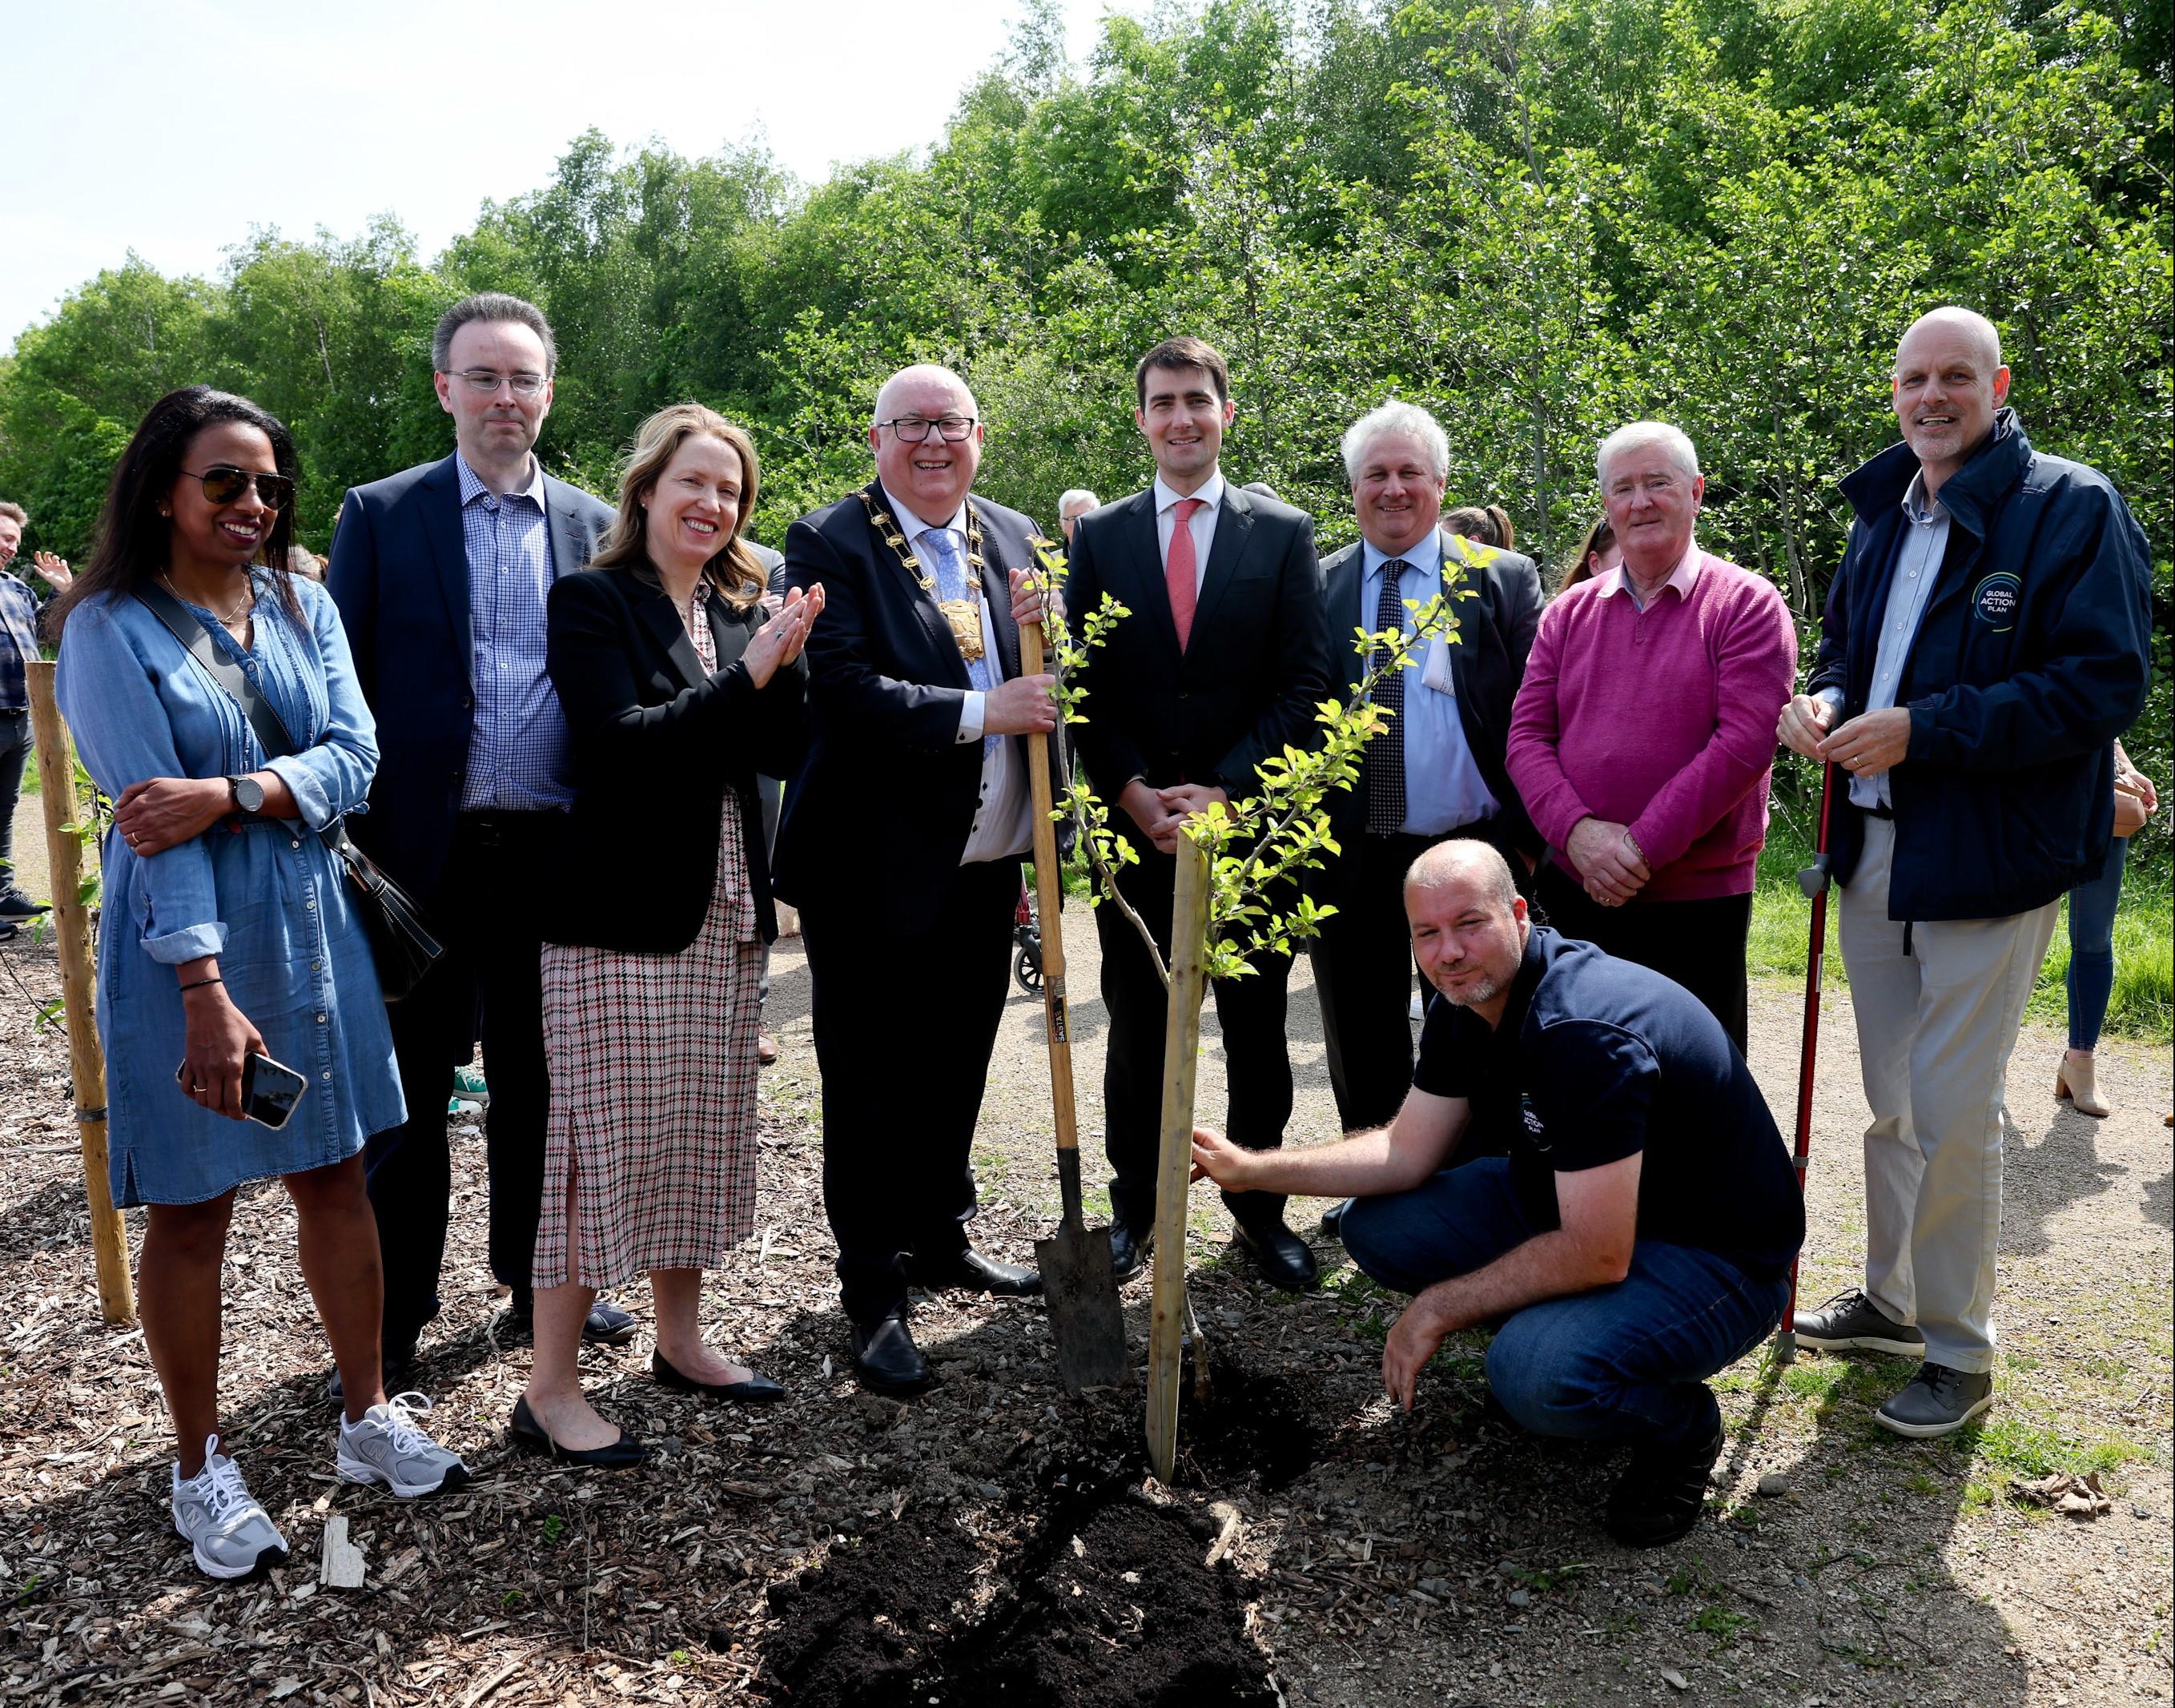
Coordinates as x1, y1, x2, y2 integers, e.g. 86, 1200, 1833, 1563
1777, 307, 2152, 1437
328, 292, 630, 1391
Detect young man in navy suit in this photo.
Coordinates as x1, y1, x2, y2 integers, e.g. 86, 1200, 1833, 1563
1064, 337, 1333, 1292
328, 293, 633, 1394
774, 364, 1058, 1395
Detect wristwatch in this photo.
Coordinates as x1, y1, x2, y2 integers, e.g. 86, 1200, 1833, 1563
227, 774, 266, 814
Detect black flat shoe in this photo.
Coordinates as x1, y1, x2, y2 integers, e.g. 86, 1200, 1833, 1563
651, 1350, 786, 1403
1108, 1222, 1153, 1282
850, 1312, 934, 1396
1234, 1218, 1321, 1292
907, 1248, 1043, 1297
508, 1396, 652, 1469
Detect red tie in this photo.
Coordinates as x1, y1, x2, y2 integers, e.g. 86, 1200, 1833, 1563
1166, 496, 1204, 650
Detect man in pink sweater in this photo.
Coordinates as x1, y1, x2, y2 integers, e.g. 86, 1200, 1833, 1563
1506, 423, 1796, 1051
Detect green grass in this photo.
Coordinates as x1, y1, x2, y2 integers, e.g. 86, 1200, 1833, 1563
1748, 829, 2172, 1043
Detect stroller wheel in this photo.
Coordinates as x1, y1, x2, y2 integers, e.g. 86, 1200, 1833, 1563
1015, 944, 1043, 995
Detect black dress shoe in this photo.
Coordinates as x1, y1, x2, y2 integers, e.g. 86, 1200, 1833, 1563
1108, 1222, 1153, 1281
850, 1312, 934, 1396
908, 1249, 1043, 1296
508, 1396, 653, 1468
326, 1346, 416, 1406
1234, 1217, 1321, 1292
651, 1349, 786, 1403
1317, 1199, 1349, 1240
503, 1293, 640, 1347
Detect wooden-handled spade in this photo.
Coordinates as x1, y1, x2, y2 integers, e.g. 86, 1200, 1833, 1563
1020, 611, 1130, 1392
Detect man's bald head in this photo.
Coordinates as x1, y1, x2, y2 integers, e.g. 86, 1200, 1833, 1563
1405, 840, 1519, 914
873, 363, 977, 425
1896, 306, 2002, 375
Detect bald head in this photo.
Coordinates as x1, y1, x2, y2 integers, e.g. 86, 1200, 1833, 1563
1405, 840, 1518, 914
1896, 307, 2001, 374
874, 363, 977, 425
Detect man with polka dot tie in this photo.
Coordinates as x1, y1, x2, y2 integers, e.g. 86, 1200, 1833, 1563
1065, 337, 1333, 1292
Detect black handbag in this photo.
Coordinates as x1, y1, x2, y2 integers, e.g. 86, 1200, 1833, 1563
135, 583, 444, 1002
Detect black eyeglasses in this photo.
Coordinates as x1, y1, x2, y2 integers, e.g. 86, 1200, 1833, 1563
875, 415, 978, 443
181, 466, 295, 510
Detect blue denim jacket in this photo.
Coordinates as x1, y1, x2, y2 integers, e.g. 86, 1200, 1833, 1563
54, 578, 405, 1205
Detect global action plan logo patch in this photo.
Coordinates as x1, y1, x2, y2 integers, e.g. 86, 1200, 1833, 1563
1972, 571, 2022, 632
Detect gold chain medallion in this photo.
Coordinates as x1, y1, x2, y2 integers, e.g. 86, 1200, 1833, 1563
859, 488, 989, 663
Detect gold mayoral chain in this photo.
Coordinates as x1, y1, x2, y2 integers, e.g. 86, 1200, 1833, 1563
858, 488, 989, 663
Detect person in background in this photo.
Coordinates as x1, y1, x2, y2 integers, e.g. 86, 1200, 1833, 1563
0, 502, 61, 933
328, 292, 635, 1399
51, 387, 464, 1580
518, 404, 818, 1465
748, 537, 790, 1067
1058, 488, 1100, 548
1778, 306, 2153, 1436
1444, 502, 1515, 553
1556, 516, 1618, 596
1506, 422, 1797, 1053
287, 542, 327, 581
2056, 738, 2157, 1116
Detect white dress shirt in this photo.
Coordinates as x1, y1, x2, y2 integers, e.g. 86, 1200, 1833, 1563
1152, 468, 1225, 585
880, 482, 1032, 863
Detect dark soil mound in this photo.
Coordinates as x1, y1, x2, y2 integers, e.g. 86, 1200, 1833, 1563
1182, 1356, 1325, 1491
763, 1489, 1276, 1708
957, 1495, 1277, 1707
762, 1507, 987, 1708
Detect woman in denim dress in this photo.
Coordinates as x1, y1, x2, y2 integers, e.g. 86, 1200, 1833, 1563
51, 388, 464, 1581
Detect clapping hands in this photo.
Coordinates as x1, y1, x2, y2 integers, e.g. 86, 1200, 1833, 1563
744, 584, 823, 689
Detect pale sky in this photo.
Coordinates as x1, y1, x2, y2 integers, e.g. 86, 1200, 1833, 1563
5, 0, 1138, 353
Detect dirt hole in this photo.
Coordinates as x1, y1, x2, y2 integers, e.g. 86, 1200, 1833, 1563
764, 1484, 1276, 1708
1180, 1356, 1325, 1491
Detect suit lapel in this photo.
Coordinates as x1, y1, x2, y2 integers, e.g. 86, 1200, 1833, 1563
633, 577, 710, 691
1437, 528, 1478, 703
542, 475, 597, 581
423, 455, 471, 659
974, 509, 1023, 681
1124, 490, 1184, 659
1327, 545, 1368, 693
1188, 487, 1254, 649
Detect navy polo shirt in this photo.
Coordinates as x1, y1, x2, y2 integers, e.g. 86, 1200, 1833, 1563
1413, 926, 1803, 1280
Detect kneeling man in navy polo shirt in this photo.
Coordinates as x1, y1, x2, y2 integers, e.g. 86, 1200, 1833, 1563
1192, 841, 1803, 1545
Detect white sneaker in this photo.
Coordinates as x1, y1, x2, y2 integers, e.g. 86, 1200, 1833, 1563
336, 1392, 469, 1497
171, 1437, 288, 1580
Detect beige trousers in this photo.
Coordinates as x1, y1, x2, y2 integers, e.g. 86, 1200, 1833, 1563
1836, 815, 2057, 1374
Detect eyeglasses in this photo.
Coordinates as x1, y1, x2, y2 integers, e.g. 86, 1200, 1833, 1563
875, 415, 978, 443
181, 466, 295, 510
447, 368, 549, 397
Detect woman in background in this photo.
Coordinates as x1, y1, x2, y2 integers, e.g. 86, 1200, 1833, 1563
2055, 737, 2157, 1116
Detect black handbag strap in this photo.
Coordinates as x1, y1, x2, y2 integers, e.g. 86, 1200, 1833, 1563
135, 581, 303, 766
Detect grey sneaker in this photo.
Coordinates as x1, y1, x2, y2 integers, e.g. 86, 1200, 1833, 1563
336, 1393, 470, 1497
1792, 1288, 1924, 1356
171, 1437, 288, 1580
1876, 1361, 1994, 1438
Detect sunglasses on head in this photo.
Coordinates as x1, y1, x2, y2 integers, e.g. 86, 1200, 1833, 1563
182, 465, 295, 510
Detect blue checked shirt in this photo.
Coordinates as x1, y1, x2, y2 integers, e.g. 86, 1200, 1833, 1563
456, 454, 572, 812
0, 573, 46, 712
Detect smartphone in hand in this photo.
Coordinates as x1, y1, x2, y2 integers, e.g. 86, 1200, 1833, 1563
175, 1051, 309, 1127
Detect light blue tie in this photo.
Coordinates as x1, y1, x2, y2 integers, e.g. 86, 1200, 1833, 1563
921, 527, 999, 759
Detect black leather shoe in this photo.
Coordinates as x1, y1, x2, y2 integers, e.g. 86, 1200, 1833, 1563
504, 1293, 640, 1347
1317, 1199, 1349, 1240
326, 1346, 416, 1407
1234, 1218, 1321, 1292
850, 1312, 933, 1396
908, 1249, 1043, 1296
508, 1396, 652, 1469
1603, 1393, 1723, 1547
1108, 1222, 1153, 1281
651, 1349, 786, 1404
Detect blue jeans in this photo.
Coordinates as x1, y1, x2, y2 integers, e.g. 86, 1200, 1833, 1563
2065, 837, 2129, 1051
1341, 1159, 1788, 1449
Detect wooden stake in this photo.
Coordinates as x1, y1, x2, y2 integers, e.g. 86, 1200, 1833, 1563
1145, 837, 1208, 1482
26, 661, 135, 1325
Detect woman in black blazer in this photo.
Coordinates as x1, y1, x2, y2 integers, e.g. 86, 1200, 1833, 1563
517, 404, 822, 1466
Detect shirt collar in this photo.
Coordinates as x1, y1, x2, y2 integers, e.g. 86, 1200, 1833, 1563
1362, 527, 1445, 581
1153, 468, 1224, 518
456, 452, 546, 509
879, 481, 967, 541
1900, 468, 1948, 528
1594, 537, 1703, 604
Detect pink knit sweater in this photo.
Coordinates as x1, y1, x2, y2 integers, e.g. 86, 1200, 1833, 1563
1506, 551, 1798, 901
